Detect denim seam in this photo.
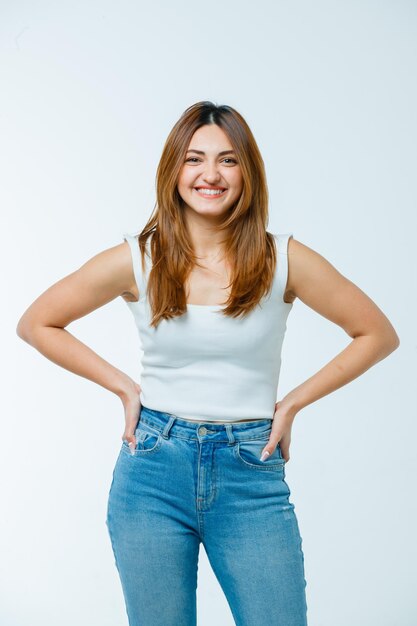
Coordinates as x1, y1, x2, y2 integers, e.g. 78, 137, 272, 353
234, 444, 285, 471
121, 436, 163, 456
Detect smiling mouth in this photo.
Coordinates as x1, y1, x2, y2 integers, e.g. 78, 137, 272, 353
194, 187, 227, 198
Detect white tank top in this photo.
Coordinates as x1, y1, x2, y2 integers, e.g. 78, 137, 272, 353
122, 231, 294, 422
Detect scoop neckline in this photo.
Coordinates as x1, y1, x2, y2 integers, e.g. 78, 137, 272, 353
125, 298, 225, 310
186, 302, 225, 310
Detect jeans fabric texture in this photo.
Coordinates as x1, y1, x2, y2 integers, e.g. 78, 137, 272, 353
106, 405, 308, 626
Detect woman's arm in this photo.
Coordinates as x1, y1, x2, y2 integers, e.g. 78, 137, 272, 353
282, 237, 400, 414
16, 241, 139, 402
262, 237, 400, 463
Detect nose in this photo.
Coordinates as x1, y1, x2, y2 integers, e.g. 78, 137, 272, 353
202, 161, 222, 183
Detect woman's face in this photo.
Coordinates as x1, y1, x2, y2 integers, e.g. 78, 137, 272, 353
177, 124, 243, 219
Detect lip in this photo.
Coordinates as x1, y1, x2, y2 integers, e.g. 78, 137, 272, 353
194, 187, 227, 199
194, 186, 227, 191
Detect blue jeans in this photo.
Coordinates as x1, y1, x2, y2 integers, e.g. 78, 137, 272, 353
106, 405, 308, 625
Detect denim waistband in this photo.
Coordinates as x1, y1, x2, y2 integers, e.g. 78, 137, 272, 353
139, 405, 274, 443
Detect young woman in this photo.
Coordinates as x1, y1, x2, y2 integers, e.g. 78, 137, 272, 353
16, 101, 400, 626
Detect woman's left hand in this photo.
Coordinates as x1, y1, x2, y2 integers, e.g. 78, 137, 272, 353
260, 400, 298, 463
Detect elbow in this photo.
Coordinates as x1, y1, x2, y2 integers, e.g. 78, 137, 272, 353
16, 320, 30, 343
378, 318, 401, 355
381, 329, 400, 357
389, 332, 400, 352
16, 317, 36, 344
354, 327, 400, 360
387, 321, 401, 352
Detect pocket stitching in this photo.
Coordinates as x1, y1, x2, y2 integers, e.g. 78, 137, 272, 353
234, 441, 285, 471
121, 433, 163, 456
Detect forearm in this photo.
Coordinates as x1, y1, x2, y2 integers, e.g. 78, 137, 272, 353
282, 334, 399, 415
19, 325, 138, 399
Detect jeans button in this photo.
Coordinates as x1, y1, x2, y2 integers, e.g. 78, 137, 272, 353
198, 426, 207, 435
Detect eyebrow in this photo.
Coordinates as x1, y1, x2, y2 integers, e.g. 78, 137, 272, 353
186, 149, 236, 156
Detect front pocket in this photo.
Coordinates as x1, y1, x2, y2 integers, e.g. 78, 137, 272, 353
234, 438, 285, 471
121, 423, 163, 456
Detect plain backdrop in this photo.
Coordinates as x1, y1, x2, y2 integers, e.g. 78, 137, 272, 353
1, 1, 416, 625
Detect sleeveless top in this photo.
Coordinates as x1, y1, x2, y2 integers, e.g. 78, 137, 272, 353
122, 230, 294, 422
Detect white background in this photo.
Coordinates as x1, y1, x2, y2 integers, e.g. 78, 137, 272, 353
1, 1, 415, 625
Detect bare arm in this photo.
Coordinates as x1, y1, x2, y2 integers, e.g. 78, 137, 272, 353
16, 241, 139, 401
282, 237, 400, 414
262, 237, 400, 462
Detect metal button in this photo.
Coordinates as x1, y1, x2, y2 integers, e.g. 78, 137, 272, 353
198, 426, 208, 435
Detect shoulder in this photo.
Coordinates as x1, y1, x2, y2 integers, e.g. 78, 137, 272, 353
287, 236, 331, 270
286, 236, 349, 304
85, 240, 139, 301
17, 240, 140, 333
284, 236, 327, 302
286, 236, 314, 282
80, 238, 140, 303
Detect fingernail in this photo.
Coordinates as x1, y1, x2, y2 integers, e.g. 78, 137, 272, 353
128, 441, 135, 455
260, 450, 270, 462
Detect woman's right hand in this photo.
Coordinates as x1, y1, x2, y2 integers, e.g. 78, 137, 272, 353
120, 380, 142, 452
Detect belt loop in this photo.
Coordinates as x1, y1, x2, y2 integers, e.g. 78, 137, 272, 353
225, 423, 236, 445
161, 414, 177, 439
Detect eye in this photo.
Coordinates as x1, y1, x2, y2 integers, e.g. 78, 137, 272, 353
185, 157, 238, 164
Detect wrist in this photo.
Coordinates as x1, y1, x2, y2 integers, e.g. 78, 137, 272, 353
277, 394, 302, 419
112, 370, 140, 401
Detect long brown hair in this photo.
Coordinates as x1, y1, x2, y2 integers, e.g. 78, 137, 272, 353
136, 101, 278, 328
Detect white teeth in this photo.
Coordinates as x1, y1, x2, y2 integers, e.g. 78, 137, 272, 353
196, 188, 225, 195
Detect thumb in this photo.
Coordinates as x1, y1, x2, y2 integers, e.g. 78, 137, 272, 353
122, 432, 137, 451
127, 434, 137, 456
260, 435, 281, 461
